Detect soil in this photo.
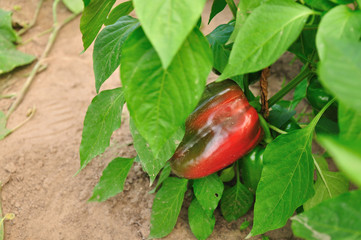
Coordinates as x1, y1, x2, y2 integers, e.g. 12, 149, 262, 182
0, 1, 303, 239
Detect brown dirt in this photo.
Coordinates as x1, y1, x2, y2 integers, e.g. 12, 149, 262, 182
0, 1, 302, 239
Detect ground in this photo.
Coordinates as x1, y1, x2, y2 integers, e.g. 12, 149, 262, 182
1, 1, 302, 239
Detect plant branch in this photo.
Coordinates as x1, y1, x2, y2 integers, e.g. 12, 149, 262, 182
268, 63, 312, 107
260, 67, 270, 119
18, 0, 44, 36
268, 124, 287, 135
6, 12, 81, 120
225, 0, 237, 18
258, 114, 273, 144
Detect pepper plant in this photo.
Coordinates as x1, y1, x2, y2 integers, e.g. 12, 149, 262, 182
79, 0, 361, 239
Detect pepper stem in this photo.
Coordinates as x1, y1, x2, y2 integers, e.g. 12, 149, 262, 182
258, 114, 273, 144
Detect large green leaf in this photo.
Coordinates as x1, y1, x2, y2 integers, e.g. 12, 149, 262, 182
220, 181, 254, 222
188, 198, 215, 240
317, 136, 361, 188
79, 88, 125, 171
121, 27, 212, 155
129, 119, 183, 183
250, 127, 314, 236
132, 0, 207, 68
318, 38, 361, 112
93, 16, 139, 92
227, 0, 264, 44
303, 156, 349, 210
62, 0, 84, 14
208, 0, 227, 24
251, 102, 333, 236
338, 103, 361, 141
219, 0, 313, 80
104, 1, 134, 25
292, 190, 361, 240
89, 157, 134, 202
80, 0, 116, 51
193, 174, 224, 211
149, 177, 188, 238
316, 5, 361, 60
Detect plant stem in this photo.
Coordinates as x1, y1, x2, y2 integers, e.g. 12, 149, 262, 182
18, 0, 44, 36
258, 114, 273, 144
243, 74, 251, 100
225, 0, 237, 18
269, 124, 288, 135
309, 98, 336, 129
5, 12, 80, 120
268, 63, 312, 107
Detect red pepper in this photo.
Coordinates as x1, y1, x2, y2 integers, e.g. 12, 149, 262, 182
170, 80, 263, 179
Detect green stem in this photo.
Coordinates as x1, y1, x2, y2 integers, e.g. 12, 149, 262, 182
258, 114, 273, 144
268, 63, 312, 107
309, 98, 336, 129
243, 74, 251, 100
5, 12, 80, 120
18, 0, 44, 36
269, 124, 288, 135
235, 161, 240, 183
225, 0, 237, 18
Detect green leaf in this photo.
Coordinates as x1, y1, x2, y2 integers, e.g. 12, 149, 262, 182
79, 88, 125, 171
93, 16, 139, 92
62, 0, 84, 14
89, 157, 134, 202
80, 0, 116, 51
219, 0, 313, 80
227, 0, 264, 44
149, 177, 188, 238
0, 10, 19, 43
206, 23, 234, 72
188, 198, 215, 240
303, 156, 348, 210
318, 38, 361, 112
0, 11, 35, 74
288, 27, 317, 64
0, 111, 11, 140
338, 103, 361, 141
0, 37, 35, 74
83, 0, 90, 7
132, 0, 207, 68
317, 136, 361, 188
121, 27, 212, 155
268, 103, 296, 128
193, 174, 224, 211
220, 181, 254, 222
208, 0, 227, 24
149, 162, 172, 194
316, 5, 361, 60
292, 190, 361, 240
130, 119, 183, 184
104, 1, 134, 26
250, 126, 315, 236
304, 0, 335, 11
